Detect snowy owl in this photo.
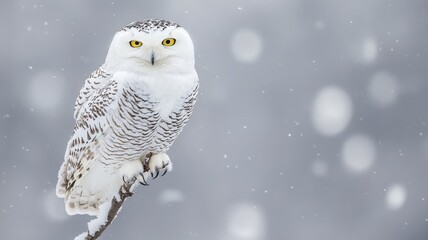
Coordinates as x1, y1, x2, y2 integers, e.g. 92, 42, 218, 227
56, 19, 198, 216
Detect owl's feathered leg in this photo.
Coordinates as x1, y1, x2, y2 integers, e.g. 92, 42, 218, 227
120, 153, 172, 189
122, 174, 149, 186
146, 153, 173, 179
120, 159, 149, 188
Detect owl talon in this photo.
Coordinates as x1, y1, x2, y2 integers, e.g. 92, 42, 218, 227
122, 175, 135, 184
152, 168, 160, 179
139, 181, 149, 186
138, 173, 149, 186
161, 162, 167, 168
147, 153, 173, 181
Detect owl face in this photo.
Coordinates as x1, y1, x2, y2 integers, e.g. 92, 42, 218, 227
105, 20, 195, 72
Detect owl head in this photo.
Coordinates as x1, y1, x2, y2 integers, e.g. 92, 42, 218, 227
105, 19, 195, 72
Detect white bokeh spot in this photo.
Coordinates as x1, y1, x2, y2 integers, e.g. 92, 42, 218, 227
158, 189, 184, 204
28, 71, 66, 112
350, 36, 378, 63
386, 184, 406, 210
342, 135, 376, 173
226, 202, 265, 240
368, 71, 400, 107
362, 37, 378, 63
311, 86, 353, 136
231, 29, 263, 63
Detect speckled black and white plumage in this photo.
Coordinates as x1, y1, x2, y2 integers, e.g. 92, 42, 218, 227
73, 65, 112, 120
120, 19, 180, 33
56, 19, 198, 216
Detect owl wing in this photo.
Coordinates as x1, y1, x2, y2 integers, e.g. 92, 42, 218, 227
56, 79, 120, 215
151, 83, 199, 152
73, 65, 112, 120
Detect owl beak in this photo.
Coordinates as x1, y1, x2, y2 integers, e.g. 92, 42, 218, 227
150, 52, 155, 65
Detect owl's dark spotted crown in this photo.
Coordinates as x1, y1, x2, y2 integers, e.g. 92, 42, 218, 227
120, 19, 180, 33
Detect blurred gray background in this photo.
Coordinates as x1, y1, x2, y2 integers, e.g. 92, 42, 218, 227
1, 0, 428, 239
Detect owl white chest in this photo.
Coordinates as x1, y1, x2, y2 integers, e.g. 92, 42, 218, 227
115, 70, 198, 119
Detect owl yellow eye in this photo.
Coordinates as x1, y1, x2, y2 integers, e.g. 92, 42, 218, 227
162, 38, 176, 46
129, 40, 143, 48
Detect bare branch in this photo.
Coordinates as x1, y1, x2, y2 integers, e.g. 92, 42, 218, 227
84, 181, 135, 240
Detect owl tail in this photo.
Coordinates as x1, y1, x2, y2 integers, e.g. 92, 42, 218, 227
61, 162, 124, 216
